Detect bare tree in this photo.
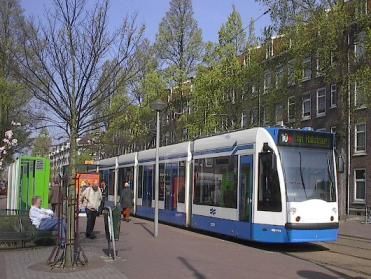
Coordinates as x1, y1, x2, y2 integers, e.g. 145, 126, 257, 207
14, 0, 144, 267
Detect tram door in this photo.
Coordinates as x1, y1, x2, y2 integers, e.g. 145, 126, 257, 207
239, 155, 253, 223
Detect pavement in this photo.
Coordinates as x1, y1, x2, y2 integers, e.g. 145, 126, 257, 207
0, 195, 370, 279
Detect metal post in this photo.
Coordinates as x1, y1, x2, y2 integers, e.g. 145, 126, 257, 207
154, 110, 160, 238
114, 157, 119, 207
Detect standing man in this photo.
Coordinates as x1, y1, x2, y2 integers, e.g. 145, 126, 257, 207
120, 182, 133, 222
81, 184, 102, 239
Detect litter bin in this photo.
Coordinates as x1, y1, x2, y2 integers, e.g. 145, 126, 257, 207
103, 206, 121, 241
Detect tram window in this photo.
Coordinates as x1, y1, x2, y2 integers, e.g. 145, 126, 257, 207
194, 156, 238, 208
159, 164, 165, 201
178, 162, 186, 203
258, 151, 282, 212
138, 166, 143, 199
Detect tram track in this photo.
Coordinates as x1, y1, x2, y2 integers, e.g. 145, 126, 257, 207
284, 235, 371, 278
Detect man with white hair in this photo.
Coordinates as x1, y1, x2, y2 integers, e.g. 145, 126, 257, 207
81, 184, 102, 239
29, 196, 66, 245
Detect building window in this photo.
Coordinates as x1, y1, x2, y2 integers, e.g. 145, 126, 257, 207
266, 41, 273, 59
275, 104, 283, 124
288, 96, 296, 123
241, 112, 248, 128
264, 71, 272, 94
355, 0, 368, 17
262, 107, 268, 125
330, 51, 337, 66
330, 84, 337, 108
302, 57, 312, 81
251, 109, 258, 126
355, 123, 366, 153
354, 81, 366, 108
251, 85, 257, 96
354, 169, 366, 203
316, 88, 326, 117
288, 60, 295, 86
316, 51, 323, 76
354, 32, 366, 61
302, 94, 311, 120
275, 65, 284, 88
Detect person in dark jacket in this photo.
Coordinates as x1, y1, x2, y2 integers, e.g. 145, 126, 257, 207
120, 182, 133, 222
98, 181, 108, 215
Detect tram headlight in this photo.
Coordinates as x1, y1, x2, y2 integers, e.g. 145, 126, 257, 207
295, 216, 301, 222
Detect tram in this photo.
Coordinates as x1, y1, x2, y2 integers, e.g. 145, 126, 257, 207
7, 156, 51, 211
97, 127, 338, 243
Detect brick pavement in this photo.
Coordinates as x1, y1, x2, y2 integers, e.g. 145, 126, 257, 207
1, 194, 370, 279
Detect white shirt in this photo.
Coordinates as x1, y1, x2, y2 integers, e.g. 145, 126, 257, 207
81, 187, 102, 211
29, 206, 54, 228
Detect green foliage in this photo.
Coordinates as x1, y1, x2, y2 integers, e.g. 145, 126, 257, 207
218, 5, 246, 55
32, 128, 52, 158
188, 7, 263, 137
155, 0, 203, 80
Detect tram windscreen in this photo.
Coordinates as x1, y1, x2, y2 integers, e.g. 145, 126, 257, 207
279, 147, 336, 202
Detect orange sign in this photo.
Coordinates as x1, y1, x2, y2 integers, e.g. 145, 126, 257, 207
76, 173, 100, 211
77, 173, 100, 191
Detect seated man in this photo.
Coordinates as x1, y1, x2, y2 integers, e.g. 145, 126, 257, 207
29, 196, 66, 245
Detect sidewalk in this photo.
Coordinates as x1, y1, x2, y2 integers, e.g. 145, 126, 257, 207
0, 216, 368, 279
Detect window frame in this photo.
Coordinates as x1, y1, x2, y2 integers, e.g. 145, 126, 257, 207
355, 123, 367, 154
316, 88, 327, 117
354, 81, 367, 109
354, 169, 366, 203
288, 59, 295, 86
302, 57, 312, 81
288, 96, 296, 123
330, 84, 337, 108
263, 71, 272, 94
302, 94, 311, 120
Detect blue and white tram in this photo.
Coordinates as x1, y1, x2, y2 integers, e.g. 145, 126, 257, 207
96, 127, 338, 243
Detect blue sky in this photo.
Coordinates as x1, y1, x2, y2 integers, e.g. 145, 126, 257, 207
21, 0, 271, 43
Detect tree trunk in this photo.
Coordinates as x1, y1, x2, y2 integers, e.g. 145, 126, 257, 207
65, 121, 78, 267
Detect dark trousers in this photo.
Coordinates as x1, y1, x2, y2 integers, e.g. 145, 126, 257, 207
85, 208, 98, 236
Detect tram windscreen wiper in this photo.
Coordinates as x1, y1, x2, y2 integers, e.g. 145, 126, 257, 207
299, 152, 308, 198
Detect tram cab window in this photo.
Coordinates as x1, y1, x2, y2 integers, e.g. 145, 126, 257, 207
258, 144, 282, 212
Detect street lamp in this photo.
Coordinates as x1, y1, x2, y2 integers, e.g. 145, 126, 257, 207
150, 99, 167, 238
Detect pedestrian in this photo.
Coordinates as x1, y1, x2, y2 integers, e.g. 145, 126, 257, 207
120, 182, 133, 222
98, 180, 108, 215
80, 183, 102, 239
50, 178, 61, 213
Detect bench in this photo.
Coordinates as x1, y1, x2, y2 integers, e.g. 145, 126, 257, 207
0, 210, 56, 249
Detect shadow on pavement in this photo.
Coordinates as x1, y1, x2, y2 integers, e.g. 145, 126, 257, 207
190, 228, 330, 253
178, 256, 207, 279
297, 270, 365, 279
133, 222, 154, 237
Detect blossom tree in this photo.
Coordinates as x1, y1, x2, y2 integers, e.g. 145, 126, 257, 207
0, 121, 20, 170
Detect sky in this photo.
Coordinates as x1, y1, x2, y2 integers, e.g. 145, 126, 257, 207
20, 0, 271, 141
21, 0, 271, 43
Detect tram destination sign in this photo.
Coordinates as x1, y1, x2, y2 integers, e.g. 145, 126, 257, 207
278, 130, 333, 149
